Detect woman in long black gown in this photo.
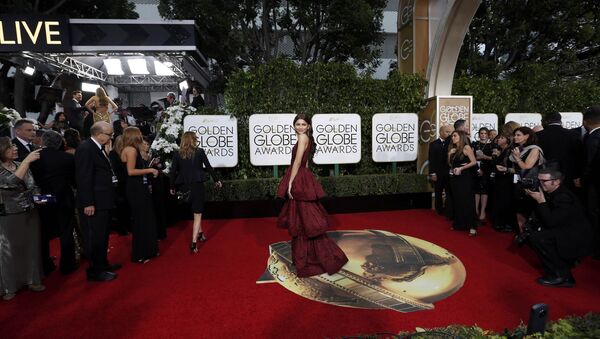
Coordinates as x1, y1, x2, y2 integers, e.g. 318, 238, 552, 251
491, 133, 517, 232
120, 127, 160, 263
448, 130, 478, 236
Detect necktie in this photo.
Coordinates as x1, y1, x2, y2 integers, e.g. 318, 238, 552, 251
27, 143, 33, 151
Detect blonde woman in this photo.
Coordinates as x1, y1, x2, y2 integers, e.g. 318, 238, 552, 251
85, 87, 118, 124
120, 127, 160, 263
170, 132, 221, 253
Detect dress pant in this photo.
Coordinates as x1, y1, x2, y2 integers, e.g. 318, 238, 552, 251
79, 209, 110, 274
529, 230, 572, 278
433, 173, 449, 215
587, 184, 600, 256
56, 207, 77, 271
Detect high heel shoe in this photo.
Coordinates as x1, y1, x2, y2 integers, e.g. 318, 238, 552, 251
469, 228, 478, 237
190, 242, 198, 253
197, 232, 206, 242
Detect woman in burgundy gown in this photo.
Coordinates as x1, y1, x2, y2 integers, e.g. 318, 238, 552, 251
276, 114, 348, 277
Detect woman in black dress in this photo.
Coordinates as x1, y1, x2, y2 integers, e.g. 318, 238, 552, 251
490, 133, 517, 232
448, 130, 478, 236
169, 132, 221, 253
120, 127, 160, 263
472, 127, 495, 222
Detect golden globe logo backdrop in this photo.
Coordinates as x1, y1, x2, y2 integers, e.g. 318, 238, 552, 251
184, 115, 238, 167
559, 112, 583, 129
471, 113, 498, 141
249, 114, 297, 166
312, 114, 361, 165
372, 113, 418, 162
417, 99, 437, 174
437, 96, 472, 133
504, 113, 541, 129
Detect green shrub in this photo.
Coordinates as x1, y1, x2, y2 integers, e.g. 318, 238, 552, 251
205, 173, 429, 202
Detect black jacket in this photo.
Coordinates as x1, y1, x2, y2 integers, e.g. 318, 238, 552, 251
536, 124, 583, 181
583, 128, 600, 187
428, 138, 448, 176
74, 138, 116, 210
11, 138, 36, 162
170, 148, 218, 188
534, 185, 593, 258
30, 148, 76, 208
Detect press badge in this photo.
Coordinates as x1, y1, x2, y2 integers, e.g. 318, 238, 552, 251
112, 175, 119, 184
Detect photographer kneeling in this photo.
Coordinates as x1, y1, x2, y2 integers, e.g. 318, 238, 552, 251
524, 168, 593, 287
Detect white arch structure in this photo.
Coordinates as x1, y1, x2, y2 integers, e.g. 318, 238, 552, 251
426, 0, 481, 97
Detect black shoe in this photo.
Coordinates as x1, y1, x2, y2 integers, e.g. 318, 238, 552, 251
190, 242, 198, 253
105, 263, 122, 272
197, 232, 206, 242
536, 276, 574, 287
87, 271, 117, 282
60, 264, 79, 275
43, 261, 57, 276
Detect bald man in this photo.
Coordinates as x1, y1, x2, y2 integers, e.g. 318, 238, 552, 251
75, 121, 120, 282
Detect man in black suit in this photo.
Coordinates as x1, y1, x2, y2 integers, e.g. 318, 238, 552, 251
536, 112, 583, 189
525, 168, 593, 287
65, 90, 87, 133
30, 130, 78, 275
11, 119, 37, 162
75, 121, 121, 281
582, 106, 600, 259
428, 125, 453, 215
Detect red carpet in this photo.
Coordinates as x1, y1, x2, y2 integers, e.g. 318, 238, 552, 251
1, 210, 598, 338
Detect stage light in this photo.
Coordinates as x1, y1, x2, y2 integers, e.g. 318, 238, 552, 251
7, 66, 16, 78
103, 59, 124, 75
179, 80, 189, 92
82, 82, 100, 93
23, 66, 35, 76
154, 61, 175, 76
127, 59, 149, 74
163, 61, 173, 67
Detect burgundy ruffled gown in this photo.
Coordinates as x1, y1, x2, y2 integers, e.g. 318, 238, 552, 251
276, 141, 348, 277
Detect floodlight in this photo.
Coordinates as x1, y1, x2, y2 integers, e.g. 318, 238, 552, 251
127, 59, 149, 74
163, 61, 173, 67
23, 66, 35, 76
154, 61, 175, 76
103, 59, 124, 75
179, 80, 189, 92
82, 82, 100, 93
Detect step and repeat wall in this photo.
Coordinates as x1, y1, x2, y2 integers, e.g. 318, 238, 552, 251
183, 111, 582, 168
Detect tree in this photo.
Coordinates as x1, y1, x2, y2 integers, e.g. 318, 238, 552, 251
457, 0, 600, 79
158, 0, 386, 79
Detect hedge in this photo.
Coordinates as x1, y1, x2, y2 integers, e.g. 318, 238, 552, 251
204, 173, 429, 202
219, 59, 426, 180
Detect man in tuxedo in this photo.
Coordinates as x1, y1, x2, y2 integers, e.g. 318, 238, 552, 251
525, 168, 593, 287
30, 130, 78, 275
536, 112, 583, 189
75, 121, 121, 281
12, 119, 37, 162
428, 125, 453, 215
65, 90, 87, 133
582, 106, 600, 259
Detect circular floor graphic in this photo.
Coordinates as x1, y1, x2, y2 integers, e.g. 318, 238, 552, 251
257, 230, 466, 312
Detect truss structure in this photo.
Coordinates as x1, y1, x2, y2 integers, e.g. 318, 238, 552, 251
24, 52, 107, 81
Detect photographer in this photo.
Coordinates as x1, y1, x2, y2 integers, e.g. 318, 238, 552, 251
524, 168, 593, 287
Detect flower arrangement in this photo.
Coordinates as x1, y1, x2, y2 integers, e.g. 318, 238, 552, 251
0, 105, 22, 129
150, 103, 197, 172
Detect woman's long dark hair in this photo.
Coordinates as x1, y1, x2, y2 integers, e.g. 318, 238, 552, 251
513, 126, 537, 146
293, 113, 315, 159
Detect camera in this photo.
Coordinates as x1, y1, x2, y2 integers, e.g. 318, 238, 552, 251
520, 177, 540, 191
514, 217, 541, 246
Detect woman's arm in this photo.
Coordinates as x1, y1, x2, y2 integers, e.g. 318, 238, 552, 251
14, 149, 41, 180
287, 134, 309, 197
122, 147, 158, 177
453, 145, 477, 176
199, 149, 222, 188
517, 148, 540, 170
108, 98, 118, 111
84, 96, 96, 110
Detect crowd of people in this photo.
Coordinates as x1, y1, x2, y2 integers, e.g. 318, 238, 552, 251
428, 107, 600, 287
0, 87, 218, 301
